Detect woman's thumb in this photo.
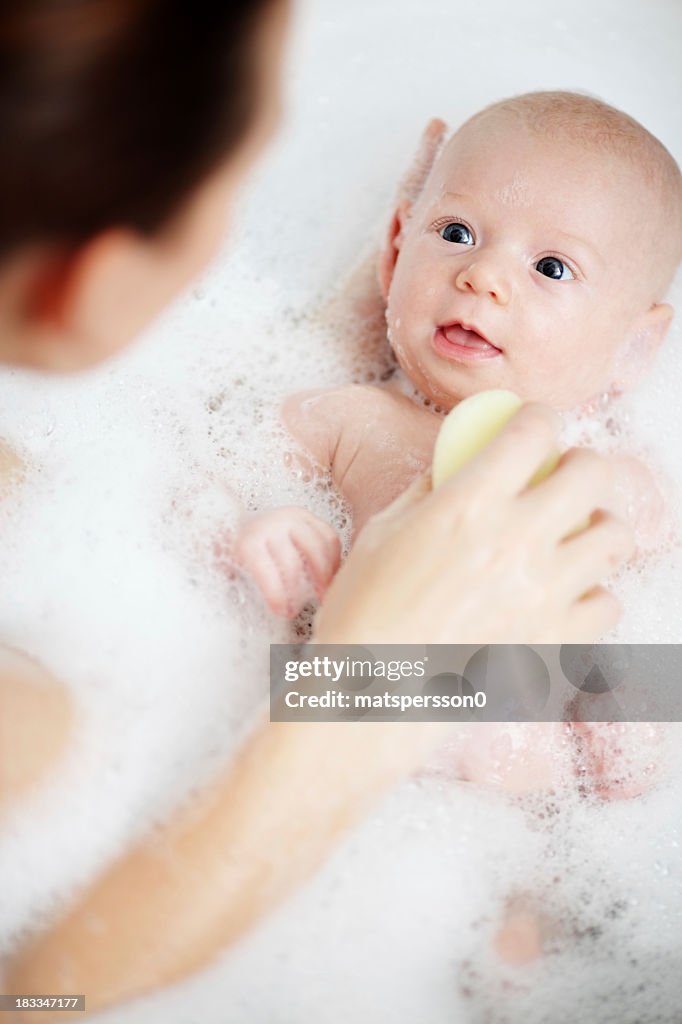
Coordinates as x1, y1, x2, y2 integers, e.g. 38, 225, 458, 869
382, 469, 433, 519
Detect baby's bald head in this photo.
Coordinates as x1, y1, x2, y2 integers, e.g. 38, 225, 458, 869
382, 91, 680, 409
428, 91, 682, 300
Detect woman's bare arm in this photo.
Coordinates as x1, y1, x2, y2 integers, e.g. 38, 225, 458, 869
0, 453, 74, 810
0, 650, 74, 811
5, 715, 450, 1021
4, 406, 635, 1021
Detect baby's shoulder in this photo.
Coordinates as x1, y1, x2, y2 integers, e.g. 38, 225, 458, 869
285, 382, 436, 438
281, 383, 442, 479
283, 381, 393, 413
344, 383, 442, 435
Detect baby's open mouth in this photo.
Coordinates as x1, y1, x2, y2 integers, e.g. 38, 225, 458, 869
433, 322, 503, 362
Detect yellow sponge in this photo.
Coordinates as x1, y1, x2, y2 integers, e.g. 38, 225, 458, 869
432, 389, 560, 489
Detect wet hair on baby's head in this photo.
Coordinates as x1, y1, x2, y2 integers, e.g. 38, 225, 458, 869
0, 0, 280, 262
454, 91, 682, 294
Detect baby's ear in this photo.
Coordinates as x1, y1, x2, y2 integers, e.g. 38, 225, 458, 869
613, 302, 674, 392
377, 198, 410, 301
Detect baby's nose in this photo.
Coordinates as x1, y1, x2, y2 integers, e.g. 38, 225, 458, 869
455, 260, 511, 305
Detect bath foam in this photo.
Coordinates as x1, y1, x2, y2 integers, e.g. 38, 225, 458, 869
0, 0, 680, 1019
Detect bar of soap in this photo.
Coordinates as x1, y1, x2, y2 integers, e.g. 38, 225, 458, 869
432, 389, 559, 489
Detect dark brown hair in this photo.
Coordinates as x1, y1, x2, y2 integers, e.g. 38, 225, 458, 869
0, 0, 278, 259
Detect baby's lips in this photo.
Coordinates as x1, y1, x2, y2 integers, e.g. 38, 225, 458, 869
439, 320, 502, 351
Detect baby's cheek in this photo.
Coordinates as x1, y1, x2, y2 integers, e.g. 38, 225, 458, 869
387, 280, 427, 362
518, 332, 612, 408
389, 269, 425, 325
561, 312, 627, 391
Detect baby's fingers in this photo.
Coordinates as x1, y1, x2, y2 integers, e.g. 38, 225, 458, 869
237, 539, 291, 616
265, 536, 322, 616
291, 522, 341, 597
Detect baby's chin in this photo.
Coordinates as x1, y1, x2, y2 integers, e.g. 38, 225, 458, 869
390, 352, 467, 409
392, 346, 608, 413
419, 368, 608, 414
395, 358, 501, 411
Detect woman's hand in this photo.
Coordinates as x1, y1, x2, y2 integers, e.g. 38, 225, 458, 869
314, 404, 634, 645
4, 405, 634, 1022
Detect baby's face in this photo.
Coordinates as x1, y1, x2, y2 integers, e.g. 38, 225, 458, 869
386, 118, 661, 410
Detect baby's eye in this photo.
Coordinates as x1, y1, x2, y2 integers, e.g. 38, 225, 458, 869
535, 256, 574, 281
440, 222, 474, 245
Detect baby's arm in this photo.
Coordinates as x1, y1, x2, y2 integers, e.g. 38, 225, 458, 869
235, 385, 439, 616
281, 386, 365, 480
284, 385, 441, 535
231, 388, 347, 619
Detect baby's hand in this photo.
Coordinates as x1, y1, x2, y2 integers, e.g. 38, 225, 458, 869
397, 117, 449, 203
233, 507, 341, 618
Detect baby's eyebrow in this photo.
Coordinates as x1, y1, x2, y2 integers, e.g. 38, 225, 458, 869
438, 190, 472, 204
553, 230, 605, 266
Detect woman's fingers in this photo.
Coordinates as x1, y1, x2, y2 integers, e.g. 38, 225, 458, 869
397, 117, 448, 202
372, 469, 432, 525
317, 399, 633, 645
433, 403, 561, 506
565, 586, 622, 642
557, 511, 634, 598
520, 448, 617, 541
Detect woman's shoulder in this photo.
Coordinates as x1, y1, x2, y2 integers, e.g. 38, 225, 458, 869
0, 443, 71, 809
0, 439, 24, 481
0, 648, 74, 811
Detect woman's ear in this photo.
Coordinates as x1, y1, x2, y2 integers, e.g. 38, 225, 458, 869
611, 303, 674, 393
0, 247, 75, 369
0, 232, 156, 372
0, 223, 206, 372
0, 162, 237, 373
377, 199, 411, 301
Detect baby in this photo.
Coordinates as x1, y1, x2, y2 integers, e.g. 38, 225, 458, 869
233, 91, 682, 968
235, 91, 682, 621
234, 92, 680, 802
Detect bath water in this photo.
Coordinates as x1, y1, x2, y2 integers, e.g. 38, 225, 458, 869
0, 0, 680, 1020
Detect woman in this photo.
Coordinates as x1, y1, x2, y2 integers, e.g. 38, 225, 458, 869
0, 0, 633, 1018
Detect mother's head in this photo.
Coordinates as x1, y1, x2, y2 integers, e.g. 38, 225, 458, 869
0, 0, 288, 371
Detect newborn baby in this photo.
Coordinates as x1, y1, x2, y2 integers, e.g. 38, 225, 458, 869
235, 92, 681, 797
236, 90, 681, 615
232, 94, 680, 972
